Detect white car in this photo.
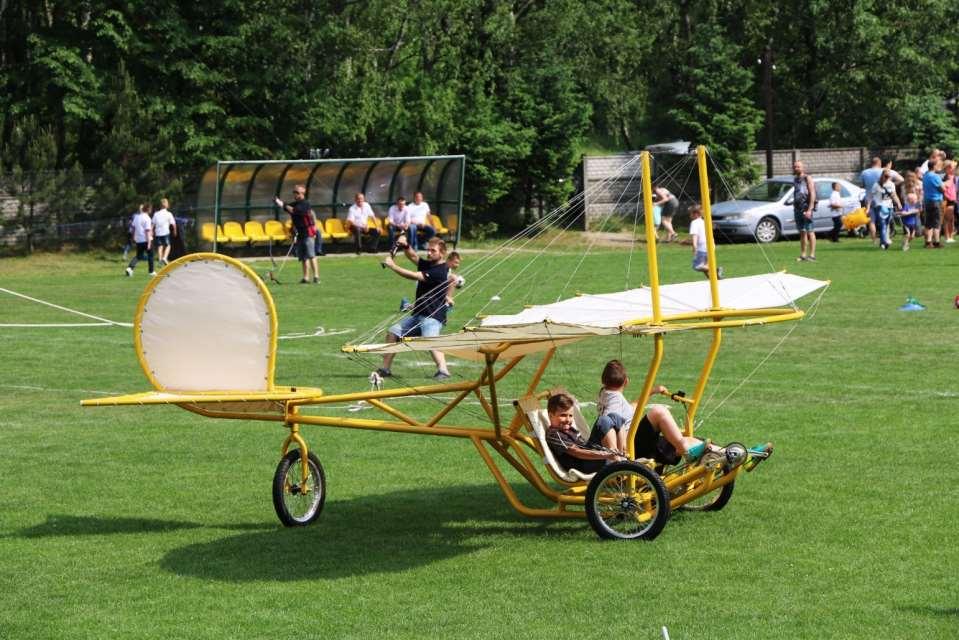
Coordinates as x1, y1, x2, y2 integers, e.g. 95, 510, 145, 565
711, 177, 863, 243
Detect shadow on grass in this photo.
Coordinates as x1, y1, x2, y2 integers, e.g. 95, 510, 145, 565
14, 515, 274, 538
16, 514, 206, 537
898, 605, 959, 618
159, 483, 588, 582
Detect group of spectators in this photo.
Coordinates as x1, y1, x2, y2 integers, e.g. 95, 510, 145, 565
123, 199, 178, 276
274, 186, 440, 284
858, 151, 957, 251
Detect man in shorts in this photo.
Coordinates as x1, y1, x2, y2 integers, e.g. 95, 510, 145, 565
378, 236, 452, 380
275, 185, 319, 283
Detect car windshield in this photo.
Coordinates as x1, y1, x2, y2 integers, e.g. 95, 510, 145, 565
739, 181, 791, 202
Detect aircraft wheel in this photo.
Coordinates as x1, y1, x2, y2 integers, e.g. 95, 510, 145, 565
585, 461, 670, 540
678, 479, 735, 512
272, 448, 326, 527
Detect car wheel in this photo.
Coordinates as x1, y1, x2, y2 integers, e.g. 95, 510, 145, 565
754, 217, 781, 243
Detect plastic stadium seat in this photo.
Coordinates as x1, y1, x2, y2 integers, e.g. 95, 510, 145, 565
201, 223, 230, 245
223, 221, 251, 244
430, 214, 450, 236
244, 221, 272, 245
325, 218, 350, 240
264, 220, 289, 242
445, 214, 459, 236
368, 216, 386, 234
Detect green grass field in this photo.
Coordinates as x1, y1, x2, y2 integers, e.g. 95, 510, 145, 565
1, 238, 957, 639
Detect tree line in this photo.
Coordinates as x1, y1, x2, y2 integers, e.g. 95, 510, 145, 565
2, 0, 959, 251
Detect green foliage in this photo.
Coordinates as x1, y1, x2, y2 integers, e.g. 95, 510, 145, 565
4, 0, 959, 250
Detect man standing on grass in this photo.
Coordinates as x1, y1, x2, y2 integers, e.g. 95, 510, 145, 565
275, 185, 319, 283
378, 236, 452, 380
124, 204, 155, 277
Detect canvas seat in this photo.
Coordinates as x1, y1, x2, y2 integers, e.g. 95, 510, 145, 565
515, 392, 595, 483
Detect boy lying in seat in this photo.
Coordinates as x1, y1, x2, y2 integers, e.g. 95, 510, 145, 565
597, 359, 704, 466
545, 364, 707, 474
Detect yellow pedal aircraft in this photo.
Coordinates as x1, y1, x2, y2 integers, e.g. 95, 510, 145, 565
84, 148, 827, 539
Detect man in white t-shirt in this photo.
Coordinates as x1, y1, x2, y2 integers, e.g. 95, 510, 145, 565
345, 192, 381, 254
405, 191, 434, 250
152, 198, 177, 266
386, 196, 410, 248
125, 204, 155, 277
688, 204, 722, 279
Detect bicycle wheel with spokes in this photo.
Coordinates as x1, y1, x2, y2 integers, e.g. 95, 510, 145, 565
585, 461, 670, 540
272, 448, 326, 527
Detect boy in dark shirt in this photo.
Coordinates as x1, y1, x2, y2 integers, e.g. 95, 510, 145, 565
545, 392, 706, 473
379, 236, 453, 380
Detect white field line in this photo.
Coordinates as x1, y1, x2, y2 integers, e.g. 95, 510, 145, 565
277, 327, 355, 340
0, 287, 133, 328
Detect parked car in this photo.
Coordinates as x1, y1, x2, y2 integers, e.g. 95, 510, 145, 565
711, 176, 864, 243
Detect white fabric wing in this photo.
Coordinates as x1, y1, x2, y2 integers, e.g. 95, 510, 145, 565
138, 258, 275, 391
345, 273, 827, 360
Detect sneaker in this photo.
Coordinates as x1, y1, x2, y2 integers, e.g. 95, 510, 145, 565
375, 367, 392, 378
716, 266, 725, 280
934, 242, 942, 248
124, 267, 133, 277
299, 278, 309, 284
947, 238, 956, 243
806, 255, 816, 262
149, 271, 157, 277
903, 244, 909, 251
432, 370, 452, 380
796, 256, 806, 262
312, 276, 319, 283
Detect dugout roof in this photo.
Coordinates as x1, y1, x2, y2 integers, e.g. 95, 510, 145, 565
197, 154, 465, 236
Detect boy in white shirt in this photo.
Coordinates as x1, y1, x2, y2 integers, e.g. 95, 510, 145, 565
152, 198, 177, 265
688, 204, 723, 279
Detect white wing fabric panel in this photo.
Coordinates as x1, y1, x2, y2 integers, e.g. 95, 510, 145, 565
138, 260, 272, 391
347, 273, 827, 358
480, 273, 826, 328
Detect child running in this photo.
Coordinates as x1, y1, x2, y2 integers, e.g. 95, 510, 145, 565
688, 204, 723, 279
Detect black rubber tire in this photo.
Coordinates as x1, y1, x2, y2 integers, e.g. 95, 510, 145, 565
754, 217, 781, 244
585, 461, 670, 540
272, 448, 326, 527
679, 479, 735, 512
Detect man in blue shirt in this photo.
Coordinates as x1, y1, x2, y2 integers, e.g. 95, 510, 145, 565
921, 159, 944, 248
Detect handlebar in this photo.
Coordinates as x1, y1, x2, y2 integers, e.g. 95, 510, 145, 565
657, 386, 695, 405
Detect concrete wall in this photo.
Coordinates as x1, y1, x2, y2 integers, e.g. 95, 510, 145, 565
583, 146, 921, 227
